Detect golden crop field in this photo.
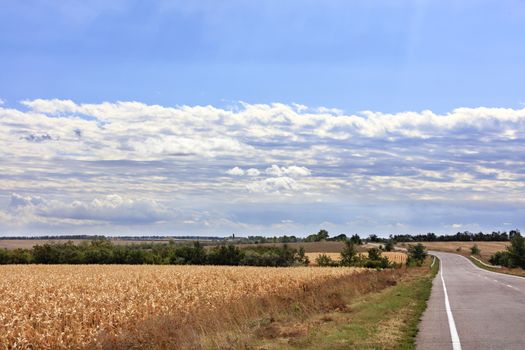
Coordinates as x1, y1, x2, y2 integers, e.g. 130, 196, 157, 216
306, 251, 407, 265
0, 265, 364, 349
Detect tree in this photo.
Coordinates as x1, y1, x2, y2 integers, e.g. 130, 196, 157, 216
305, 229, 329, 242
340, 241, 357, 266
407, 243, 428, 266
296, 247, 310, 266
470, 244, 480, 256
367, 247, 381, 261
507, 232, 525, 268
368, 234, 380, 243
384, 240, 394, 252
349, 234, 363, 245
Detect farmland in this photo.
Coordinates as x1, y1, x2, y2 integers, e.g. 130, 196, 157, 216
305, 251, 408, 265
0, 264, 367, 349
398, 241, 508, 261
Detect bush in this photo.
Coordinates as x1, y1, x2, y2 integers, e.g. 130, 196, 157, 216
316, 254, 338, 267
407, 243, 427, 266
207, 244, 244, 265
367, 247, 381, 260
470, 244, 480, 255
489, 251, 510, 266
384, 240, 394, 252
340, 241, 357, 266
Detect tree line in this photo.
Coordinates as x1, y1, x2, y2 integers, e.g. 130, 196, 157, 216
0, 239, 310, 266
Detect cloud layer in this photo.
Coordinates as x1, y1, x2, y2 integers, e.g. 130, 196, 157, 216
0, 99, 524, 235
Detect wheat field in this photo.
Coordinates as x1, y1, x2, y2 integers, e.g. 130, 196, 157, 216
306, 251, 408, 265
0, 265, 364, 349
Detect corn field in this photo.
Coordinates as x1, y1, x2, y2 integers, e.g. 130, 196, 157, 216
0, 265, 364, 349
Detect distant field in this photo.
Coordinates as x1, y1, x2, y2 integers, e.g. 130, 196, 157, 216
0, 264, 366, 349
0, 238, 193, 250
305, 251, 407, 265
237, 241, 372, 253
398, 241, 508, 261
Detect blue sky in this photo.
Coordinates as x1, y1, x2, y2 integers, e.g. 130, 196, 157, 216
0, 1, 524, 236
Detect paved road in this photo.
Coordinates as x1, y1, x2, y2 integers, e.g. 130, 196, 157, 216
417, 251, 525, 350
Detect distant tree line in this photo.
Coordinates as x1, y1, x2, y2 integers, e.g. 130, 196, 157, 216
315, 242, 394, 269
2, 229, 519, 244
392, 230, 518, 243
0, 239, 309, 266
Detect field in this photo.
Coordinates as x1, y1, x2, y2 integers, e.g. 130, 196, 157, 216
305, 252, 408, 265
236, 241, 350, 253
398, 241, 508, 261
0, 238, 195, 250
0, 265, 365, 349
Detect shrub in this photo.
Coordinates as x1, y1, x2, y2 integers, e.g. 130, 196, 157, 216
316, 254, 338, 267
407, 243, 427, 266
489, 251, 510, 266
384, 240, 394, 252
340, 241, 357, 266
470, 244, 480, 255
367, 247, 381, 261
207, 244, 244, 265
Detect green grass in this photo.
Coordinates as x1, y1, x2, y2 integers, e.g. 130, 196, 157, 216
468, 256, 525, 278
253, 258, 439, 350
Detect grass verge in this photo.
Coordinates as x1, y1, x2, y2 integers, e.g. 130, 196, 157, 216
249, 258, 439, 350
468, 256, 525, 278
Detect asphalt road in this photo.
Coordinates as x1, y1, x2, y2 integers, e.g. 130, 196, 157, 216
417, 251, 525, 350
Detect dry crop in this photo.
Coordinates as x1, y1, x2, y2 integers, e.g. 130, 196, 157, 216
306, 252, 407, 265
0, 265, 364, 349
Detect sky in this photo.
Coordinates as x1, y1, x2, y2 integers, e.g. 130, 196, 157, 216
0, 0, 524, 236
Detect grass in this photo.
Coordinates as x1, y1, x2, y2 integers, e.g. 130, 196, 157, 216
398, 241, 507, 262
248, 258, 439, 350
399, 241, 525, 278
468, 256, 525, 278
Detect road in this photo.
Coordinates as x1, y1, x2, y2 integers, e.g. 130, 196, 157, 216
417, 251, 525, 350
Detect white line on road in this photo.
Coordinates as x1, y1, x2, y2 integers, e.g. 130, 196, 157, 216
440, 265, 462, 350
431, 256, 436, 268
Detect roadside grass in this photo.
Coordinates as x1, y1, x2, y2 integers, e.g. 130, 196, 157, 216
468, 256, 525, 278
249, 257, 439, 350
400, 241, 525, 279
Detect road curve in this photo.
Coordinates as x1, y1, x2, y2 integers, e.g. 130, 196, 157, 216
417, 251, 525, 350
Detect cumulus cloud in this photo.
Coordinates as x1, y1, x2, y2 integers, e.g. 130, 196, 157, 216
7, 193, 168, 225
247, 177, 301, 193
226, 167, 245, 176
1, 99, 524, 234
265, 165, 311, 177
246, 168, 261, 176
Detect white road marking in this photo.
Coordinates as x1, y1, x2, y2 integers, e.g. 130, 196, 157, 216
431, 256, 436, 268
440, 265, 462, 350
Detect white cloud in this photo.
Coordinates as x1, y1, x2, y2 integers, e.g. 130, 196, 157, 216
265, 165, 311, 177
226, 167, 245, 176
247, 177, 301, 193
1, 99, 525, 234
246, 168, 261, 176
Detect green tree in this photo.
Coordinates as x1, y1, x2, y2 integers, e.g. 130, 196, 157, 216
407, 243, 428, 266
349, 234, 363, 245
507, 232, 525, 268
340, 241, 357, 266
367, 247, 382, 261
470, 244, 480, 256
316, 254, 337, 267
